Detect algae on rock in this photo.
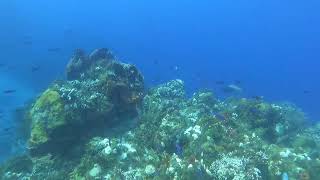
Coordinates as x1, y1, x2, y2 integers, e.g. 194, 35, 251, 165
28, 89, 67, 154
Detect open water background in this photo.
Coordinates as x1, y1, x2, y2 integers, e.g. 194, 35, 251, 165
1, 0, 320, 162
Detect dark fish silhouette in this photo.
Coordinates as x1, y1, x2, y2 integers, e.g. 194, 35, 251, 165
48, 48, 61, 52
213, 112, 226, 121
303, 90, 310, 94
2, 127, 12, 132
31, 65, 40, 72
152, 76, 161, 83
215, 81, 225, 85
3, 90, 16, 94
171, 65, 180, 72
0, 127, 13, 137
175, 139, 183, 156
153, 59, 159, 65
234, 80, 241, 84
23, 40, 33, 45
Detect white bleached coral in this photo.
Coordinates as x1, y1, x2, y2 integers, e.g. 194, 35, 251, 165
209, 153, 262, 180
184, 125, 202, 140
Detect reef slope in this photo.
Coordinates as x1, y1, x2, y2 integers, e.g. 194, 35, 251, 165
1, 49, 320, 180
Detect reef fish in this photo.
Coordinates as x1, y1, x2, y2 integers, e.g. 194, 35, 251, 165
175, 140, 183, 156
234, 80, 242, 84
47, 48, 61, 52
222, 84, 242, 93
303, 90, 310, 94
31, 65, 40, 72
3, 90, 17, 94
215, 80, 225, 85
211, 112, 226, 121
2, 127, 12, 132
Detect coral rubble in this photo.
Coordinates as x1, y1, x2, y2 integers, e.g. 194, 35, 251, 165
1, 49, 320, 180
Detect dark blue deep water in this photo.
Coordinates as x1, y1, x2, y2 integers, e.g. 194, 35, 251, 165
0, 0, 320, 162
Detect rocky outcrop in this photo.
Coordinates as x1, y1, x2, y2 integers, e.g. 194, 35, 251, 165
27, 48, 144, 155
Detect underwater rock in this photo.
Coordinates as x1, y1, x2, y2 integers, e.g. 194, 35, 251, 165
26, 48, 144, 156
230, 98, 307, 143
66, 48, 115, 80
89, 48, 114, 63
106, 62, 144, 114
66, 49, 89, 80
153, 79, 185, 99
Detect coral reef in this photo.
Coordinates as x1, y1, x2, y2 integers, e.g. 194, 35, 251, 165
1, 49, 320, 180
26, 48, 144, 156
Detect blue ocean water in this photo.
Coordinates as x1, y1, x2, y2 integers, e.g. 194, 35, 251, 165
0, 0, 319, 162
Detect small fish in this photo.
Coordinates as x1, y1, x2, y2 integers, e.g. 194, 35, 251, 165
153, 59, 159, 65
3, 89, 16, 94
0, 127, 13, 137
152, 76, 162, 83
234, 80, 241, 84
47, 48, 61, 52
303, 90, 310, 94
222, 84, 242, 93
249, 107, 260, 115
211, 112, 226, 121
175, 139, 183, 156
196, 167, 205, 180
215, 81, 225, 85
216, 114, 226, 121
2, 127, 12, 132
23, 40, 33, 45
172, 65, 179, 71
31, 65, 40, 72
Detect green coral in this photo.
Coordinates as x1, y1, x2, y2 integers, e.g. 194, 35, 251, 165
29, 123, 49, 146
31, 89, 66, 127
29, 89, 66, 150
